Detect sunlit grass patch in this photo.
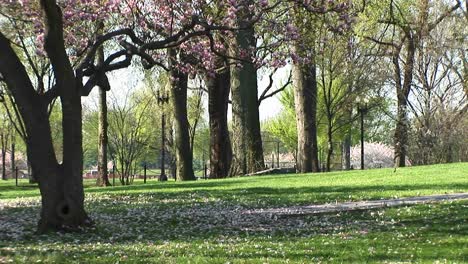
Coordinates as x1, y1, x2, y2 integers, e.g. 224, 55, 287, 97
0, 163, 467, 262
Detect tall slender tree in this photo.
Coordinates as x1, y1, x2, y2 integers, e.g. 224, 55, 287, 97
96, 24, 111, 186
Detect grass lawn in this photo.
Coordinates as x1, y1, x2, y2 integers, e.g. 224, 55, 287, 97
0, 163, 467, 263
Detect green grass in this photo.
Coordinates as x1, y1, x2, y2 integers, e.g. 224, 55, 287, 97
0, 163, 467, 263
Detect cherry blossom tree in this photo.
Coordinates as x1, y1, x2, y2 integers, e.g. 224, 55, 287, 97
0, 0, 245, 232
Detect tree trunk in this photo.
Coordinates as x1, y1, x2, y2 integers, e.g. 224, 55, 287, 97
26, 95, 89, 232
229, 11, 265, 175
394, 97, 409, 167
292, 53, 320, 173
1, 134, 6, 180
96, 85, 110, 186
343, 103, 352, 170
27, 161, 36, 183
159, 112, 168, 181
0, 2, 90, 232
11, 142, 15, 178
169, 49, 195, 181
206, 59, 232, 179
394, 37, 415, 167
55, 77, 89, 232
343, 133, 351, 170
32, 112, 77, 231
445, 145, 453, 163
326, 123, 333, 172
96, 41, 111, 187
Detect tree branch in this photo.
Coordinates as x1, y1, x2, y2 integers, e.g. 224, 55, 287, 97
258, 70, 292, 104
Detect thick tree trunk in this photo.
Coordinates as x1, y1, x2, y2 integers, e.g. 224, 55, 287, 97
169, 49, 195, 181
31, 111, 75, 231
206, 60, 232, 179
44, 0, 89, 231
229, 15, 264, 176
292, 56, 320, 173
55, 79, 89, 232
21, 90, 88, 232
0, 2, 90, 232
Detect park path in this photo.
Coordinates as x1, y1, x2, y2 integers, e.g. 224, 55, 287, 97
244, 193, 468, 217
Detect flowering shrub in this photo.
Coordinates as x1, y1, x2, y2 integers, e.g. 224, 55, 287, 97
350, 142, 411, 169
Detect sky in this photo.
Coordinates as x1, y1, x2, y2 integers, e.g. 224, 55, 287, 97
83, 65, 290, 121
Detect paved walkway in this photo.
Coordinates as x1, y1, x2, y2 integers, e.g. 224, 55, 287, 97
244, 193, 468, 216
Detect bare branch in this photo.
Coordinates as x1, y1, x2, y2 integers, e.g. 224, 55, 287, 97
258, 70, 292, 104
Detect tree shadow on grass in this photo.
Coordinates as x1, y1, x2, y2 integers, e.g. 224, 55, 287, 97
85, 179, 244, 194
1, 201, 466, 263
0, 183, 38, 192
84, 182, 468, 207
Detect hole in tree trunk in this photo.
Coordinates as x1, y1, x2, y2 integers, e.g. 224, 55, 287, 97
56, 201, 71, 219
61, 204, 70, 215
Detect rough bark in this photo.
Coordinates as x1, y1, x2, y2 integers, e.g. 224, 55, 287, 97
169, 49, 195, 181
206, 59, 232, 179
229, 9, 265, 175
292, 55, 320, 173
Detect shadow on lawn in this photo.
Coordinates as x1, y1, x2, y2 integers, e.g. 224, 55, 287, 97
1, 201, 466, 263
85, 180, 244, 194
0, 183, 37, 192
85, 182, 468, 206
4, 240, 466, 263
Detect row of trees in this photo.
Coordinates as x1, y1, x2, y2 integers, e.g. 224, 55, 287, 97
81, 71, 208, 185
0, 0, 466, 232
267, 0, 467, 170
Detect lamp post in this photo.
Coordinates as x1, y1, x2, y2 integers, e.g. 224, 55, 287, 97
112, 162, 115, 186
157, 90, 170, 181
276, 141, 280, 168
357, 97, 369, 170
143, 161, 147, 184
